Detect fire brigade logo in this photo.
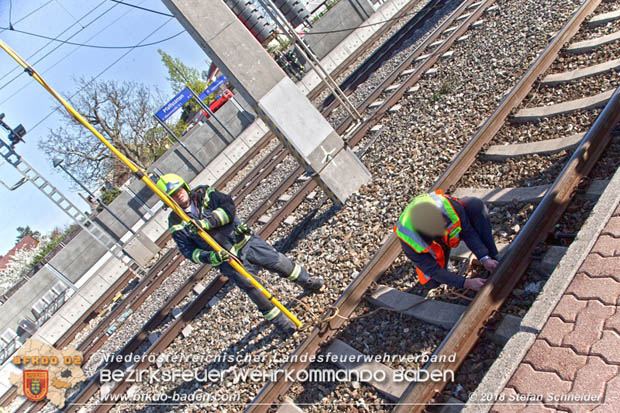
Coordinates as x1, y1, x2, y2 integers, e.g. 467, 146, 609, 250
23, 370, 48, 402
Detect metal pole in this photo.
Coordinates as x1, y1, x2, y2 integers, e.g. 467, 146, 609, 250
169, 64, 237, 143
153, 115, 206, 168
187, 85, 237, 143
55, 161, 136, 235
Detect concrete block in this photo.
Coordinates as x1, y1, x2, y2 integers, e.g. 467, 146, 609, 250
258, 215, 271, 225
326, 339, 408, 400
472, 19, 485, 28
124, 231, 160, 267
370, 125, 383, 133
585, 179, 608, 200
148, 333, 159, 344
453, 185, 550, 204
389, 104, 402, 113
223, 139, 250, 164
54, 293, 92, 325
278, 194, 292, 202
486, 4, 500, 13
79, 274, 111, 305
457, 35, 470, 42
369, 100, 384, 109
208, 156, 234, 182
34, 315, 73, 346
306, 191, 317, 201
442, 50, 455, 59
317, 147, 371, 203
181, 324, 193, 338
369, 285, 521, 344
482, 133, 585, 160
193, 283, 206, 295
425, 68, 438, 77
284, 216, 296, 226
385, 84, 400, 93
456, 12, 472, 21
467, 1, 483, 9
443, 26, 457, 35
415, 53, 431, 62
407, 85, 421, 94
429, 39, 444, 48
533, 246, 568, 275
276, 397, 304, 413
401, 68, 415, 76
259, 78, 334, 160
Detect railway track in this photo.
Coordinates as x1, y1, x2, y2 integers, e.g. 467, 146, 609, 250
247, 1, 620, 411
7, 0, 613, 411
30, 1, 506, 411
2, 2, 448, 412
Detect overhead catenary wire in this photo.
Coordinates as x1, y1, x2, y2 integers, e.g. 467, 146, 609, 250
0, 0, 114, 88
0, 1, 179, 108
0, 39, 303, 328
109, 0, 175, 17
9, 17, 179, 135
0, 0, 54, 34
0, 25, 185, 50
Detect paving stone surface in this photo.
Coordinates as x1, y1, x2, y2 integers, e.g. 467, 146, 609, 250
493, 200, 620, 411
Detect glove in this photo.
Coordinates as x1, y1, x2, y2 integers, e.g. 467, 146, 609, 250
234, 223, 252, 236
188, 219, 212, 234
203, 250, 230, 266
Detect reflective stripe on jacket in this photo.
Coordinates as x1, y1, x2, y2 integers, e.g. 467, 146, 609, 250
394, 190, 462, 284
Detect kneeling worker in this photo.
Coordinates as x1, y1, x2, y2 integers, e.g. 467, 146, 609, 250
157, 173, 324, 338
394, 190, 499, 291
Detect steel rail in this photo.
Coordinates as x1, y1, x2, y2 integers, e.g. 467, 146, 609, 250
321, 0, 447, 110
233, 147, 290, 204
246, 0, 601, 410
395, 1, 606, 408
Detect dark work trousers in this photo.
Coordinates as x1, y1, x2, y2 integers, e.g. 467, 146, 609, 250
218, 235, 309, 316
425, 197, 498, 289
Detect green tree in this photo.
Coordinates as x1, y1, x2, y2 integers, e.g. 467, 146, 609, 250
158, 49, 216, 123
39, 78, 169, 187
15, 226, 41, 244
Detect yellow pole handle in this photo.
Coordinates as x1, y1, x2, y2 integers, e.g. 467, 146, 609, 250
0, 40, 302, 328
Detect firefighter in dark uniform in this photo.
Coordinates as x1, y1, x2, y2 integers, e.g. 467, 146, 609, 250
157, 173, 324, 338
394, 190, 499, 291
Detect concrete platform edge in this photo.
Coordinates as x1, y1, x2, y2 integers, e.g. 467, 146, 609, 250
464, 166, 620, 413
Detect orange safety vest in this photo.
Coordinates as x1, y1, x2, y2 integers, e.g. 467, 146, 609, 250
394, 190, 462, 284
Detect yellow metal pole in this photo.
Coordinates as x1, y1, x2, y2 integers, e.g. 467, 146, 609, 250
0, 40, 302, 328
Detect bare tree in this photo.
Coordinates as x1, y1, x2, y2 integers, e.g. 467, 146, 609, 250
39, 78, 170, 187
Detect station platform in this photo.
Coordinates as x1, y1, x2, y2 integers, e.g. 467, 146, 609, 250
468, 167, 620, 412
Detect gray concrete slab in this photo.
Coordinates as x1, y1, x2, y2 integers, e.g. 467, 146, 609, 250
565, 29, 620, 53
276, 397, 304, 413
78, 274, 112, 305
481, 133, 584, 160
368, 285, 521, 345
541, 58, 620, 86
453, 180, 608, 204
465, 164, 620, 413
512, 89, 614, 122
326, 339, 408, 400
588, 8, 620, 26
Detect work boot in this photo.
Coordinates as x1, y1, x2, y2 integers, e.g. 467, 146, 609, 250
271, 312, 296, 339
302, 277, 325, 294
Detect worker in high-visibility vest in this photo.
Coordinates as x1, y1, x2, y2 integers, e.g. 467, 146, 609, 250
394, 190, 499, 291
157, 173, 324, 338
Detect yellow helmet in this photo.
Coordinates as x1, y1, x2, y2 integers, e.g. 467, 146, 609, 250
156, 173, 190, 196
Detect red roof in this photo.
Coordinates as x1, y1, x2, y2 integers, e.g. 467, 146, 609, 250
0, 235, 39, 271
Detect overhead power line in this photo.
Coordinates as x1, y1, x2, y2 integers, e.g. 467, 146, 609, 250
0, 26, 185, 49
26, 17, 177, 135
109, 0, 174, 17
0, 0, 55, 34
